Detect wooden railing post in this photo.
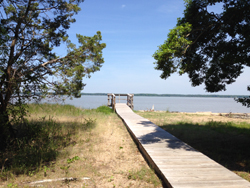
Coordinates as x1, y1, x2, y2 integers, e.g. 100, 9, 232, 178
127, 94, 129, 107
108, 94, 110, 106
112, 94, 116, 110
129, 94, 134, 109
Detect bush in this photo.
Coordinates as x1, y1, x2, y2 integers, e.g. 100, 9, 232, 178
96, 105, 114, 115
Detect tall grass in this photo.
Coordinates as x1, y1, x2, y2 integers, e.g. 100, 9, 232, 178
0, 104, 96, 181
28, 103, 114, 116
205, 121, 250, 136
28, 103, 87, 116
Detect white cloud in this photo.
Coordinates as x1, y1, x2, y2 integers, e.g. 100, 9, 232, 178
121, 5, 126, 8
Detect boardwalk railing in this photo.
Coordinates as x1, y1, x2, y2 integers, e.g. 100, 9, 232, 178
107, 93, 134, 110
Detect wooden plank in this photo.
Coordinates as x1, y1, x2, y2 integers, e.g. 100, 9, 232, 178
170, 180, 250, 188
115, 103, 250, 188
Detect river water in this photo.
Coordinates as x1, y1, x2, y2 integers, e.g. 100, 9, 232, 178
43, 95, 250, 113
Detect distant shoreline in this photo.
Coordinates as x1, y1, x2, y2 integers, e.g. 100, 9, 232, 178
81, 93, 248, 98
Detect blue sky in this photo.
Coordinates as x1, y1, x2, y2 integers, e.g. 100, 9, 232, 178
56, 0, 250, 95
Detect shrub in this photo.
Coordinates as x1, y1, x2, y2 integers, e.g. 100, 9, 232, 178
96, 105, 113, 115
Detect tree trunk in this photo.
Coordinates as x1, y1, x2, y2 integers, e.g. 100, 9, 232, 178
0, 108, 15, 151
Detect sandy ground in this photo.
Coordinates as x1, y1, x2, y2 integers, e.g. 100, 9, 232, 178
137, 110, 250, 124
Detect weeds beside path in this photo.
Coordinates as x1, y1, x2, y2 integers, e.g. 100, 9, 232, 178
0, 104, 162, 187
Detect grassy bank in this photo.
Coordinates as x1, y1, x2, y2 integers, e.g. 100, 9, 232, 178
0, 104, 162, 187
136, 111, 250, 182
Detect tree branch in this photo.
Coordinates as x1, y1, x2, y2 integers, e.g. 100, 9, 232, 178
28, 56, 66, 73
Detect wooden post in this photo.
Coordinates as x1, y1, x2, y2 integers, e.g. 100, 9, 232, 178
130, 94, 134, 109
127, 94, 129, 107
112, 94, 116, 110
108, 94, 110, 106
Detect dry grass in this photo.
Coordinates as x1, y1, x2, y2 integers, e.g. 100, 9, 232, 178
136, 111, 250, 125
1, 105, 162, 188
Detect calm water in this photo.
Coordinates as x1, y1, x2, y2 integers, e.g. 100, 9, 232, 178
44, 95, 250, 113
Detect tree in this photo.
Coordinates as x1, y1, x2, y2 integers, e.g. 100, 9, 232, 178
0, 0, 106, 149
153, 0, 250, 105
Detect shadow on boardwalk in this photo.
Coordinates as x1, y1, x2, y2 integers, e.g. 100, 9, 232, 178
139, 119, 250, 177
136, 120, 198, 151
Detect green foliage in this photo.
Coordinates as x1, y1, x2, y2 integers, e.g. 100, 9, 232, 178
61, 156, 80, 176
0, 0, 106, 150
96, 105, 114, 115
43, 165, 49, 177
154, 0, 250, 106
55, 31, 106, 97
153, 23, 192, 78
67, 156, 80, 164
236, 86, 250, 107
7, 183, 18, 188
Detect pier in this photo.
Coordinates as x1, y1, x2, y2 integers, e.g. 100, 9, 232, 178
107, 93, 134, 110
115, 103, 250, 188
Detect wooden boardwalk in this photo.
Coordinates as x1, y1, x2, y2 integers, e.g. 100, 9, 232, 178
115, 103, 250, 188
